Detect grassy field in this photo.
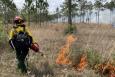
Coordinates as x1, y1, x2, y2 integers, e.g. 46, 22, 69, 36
0, 23, 115, 77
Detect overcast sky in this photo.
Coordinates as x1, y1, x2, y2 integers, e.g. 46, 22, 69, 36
13, 0, 113, 24
13, 0, 64, 13
13, 0, 110, 12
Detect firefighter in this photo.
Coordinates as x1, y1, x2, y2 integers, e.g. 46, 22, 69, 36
9, 16, 33, 73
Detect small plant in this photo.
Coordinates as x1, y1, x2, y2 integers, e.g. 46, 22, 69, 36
64, 24, 77, 34
112, 53, 115, 65
112, 53, 115, 60
86, 48, 102, 68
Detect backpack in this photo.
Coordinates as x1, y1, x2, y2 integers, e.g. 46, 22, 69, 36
14, 26, 32, 47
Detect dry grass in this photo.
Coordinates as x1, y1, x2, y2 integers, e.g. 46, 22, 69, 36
0, 23, 115, 77
76, 23, 115, 62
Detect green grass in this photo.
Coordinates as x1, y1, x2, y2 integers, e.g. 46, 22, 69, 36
86, 48, 102, 68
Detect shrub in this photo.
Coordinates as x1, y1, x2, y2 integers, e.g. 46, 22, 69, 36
64, 24, 77, 34
86, 48, 102, 68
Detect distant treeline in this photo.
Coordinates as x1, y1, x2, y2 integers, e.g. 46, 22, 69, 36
0, 0, 115, 25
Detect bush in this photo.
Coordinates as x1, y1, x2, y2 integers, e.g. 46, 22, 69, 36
64, 24, 77, 34
70, 47, 102, 67
87, 48, 102, 68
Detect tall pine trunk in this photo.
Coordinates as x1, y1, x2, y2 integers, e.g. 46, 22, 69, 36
68, 0, 72, 26
110, 10, 112, 24
89, 11, 92, 23
97, 9, 100, 25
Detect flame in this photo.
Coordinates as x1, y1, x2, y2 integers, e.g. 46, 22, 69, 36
56, 35, 77, 65
73, 54, 88, 71
56, 34, 115, 76
110, 73, 115, 77
56, 34, 87, 71
77, 54, 88, 71
96, 63, 115, 77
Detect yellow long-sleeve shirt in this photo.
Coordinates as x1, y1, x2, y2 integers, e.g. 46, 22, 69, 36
9, 26, 32, 40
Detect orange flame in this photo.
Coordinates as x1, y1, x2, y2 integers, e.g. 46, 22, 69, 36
77, 54, 88, 71
73, 54, 88, 71
110, 73, 115, 77
96, 63, 115, 77
56, 35, 77, 65
56, 34, 87, 71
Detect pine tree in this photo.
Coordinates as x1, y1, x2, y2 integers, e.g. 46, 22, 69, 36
94, 0, 103, 24
104, 1, 115, 24
61, 0, 78, 25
